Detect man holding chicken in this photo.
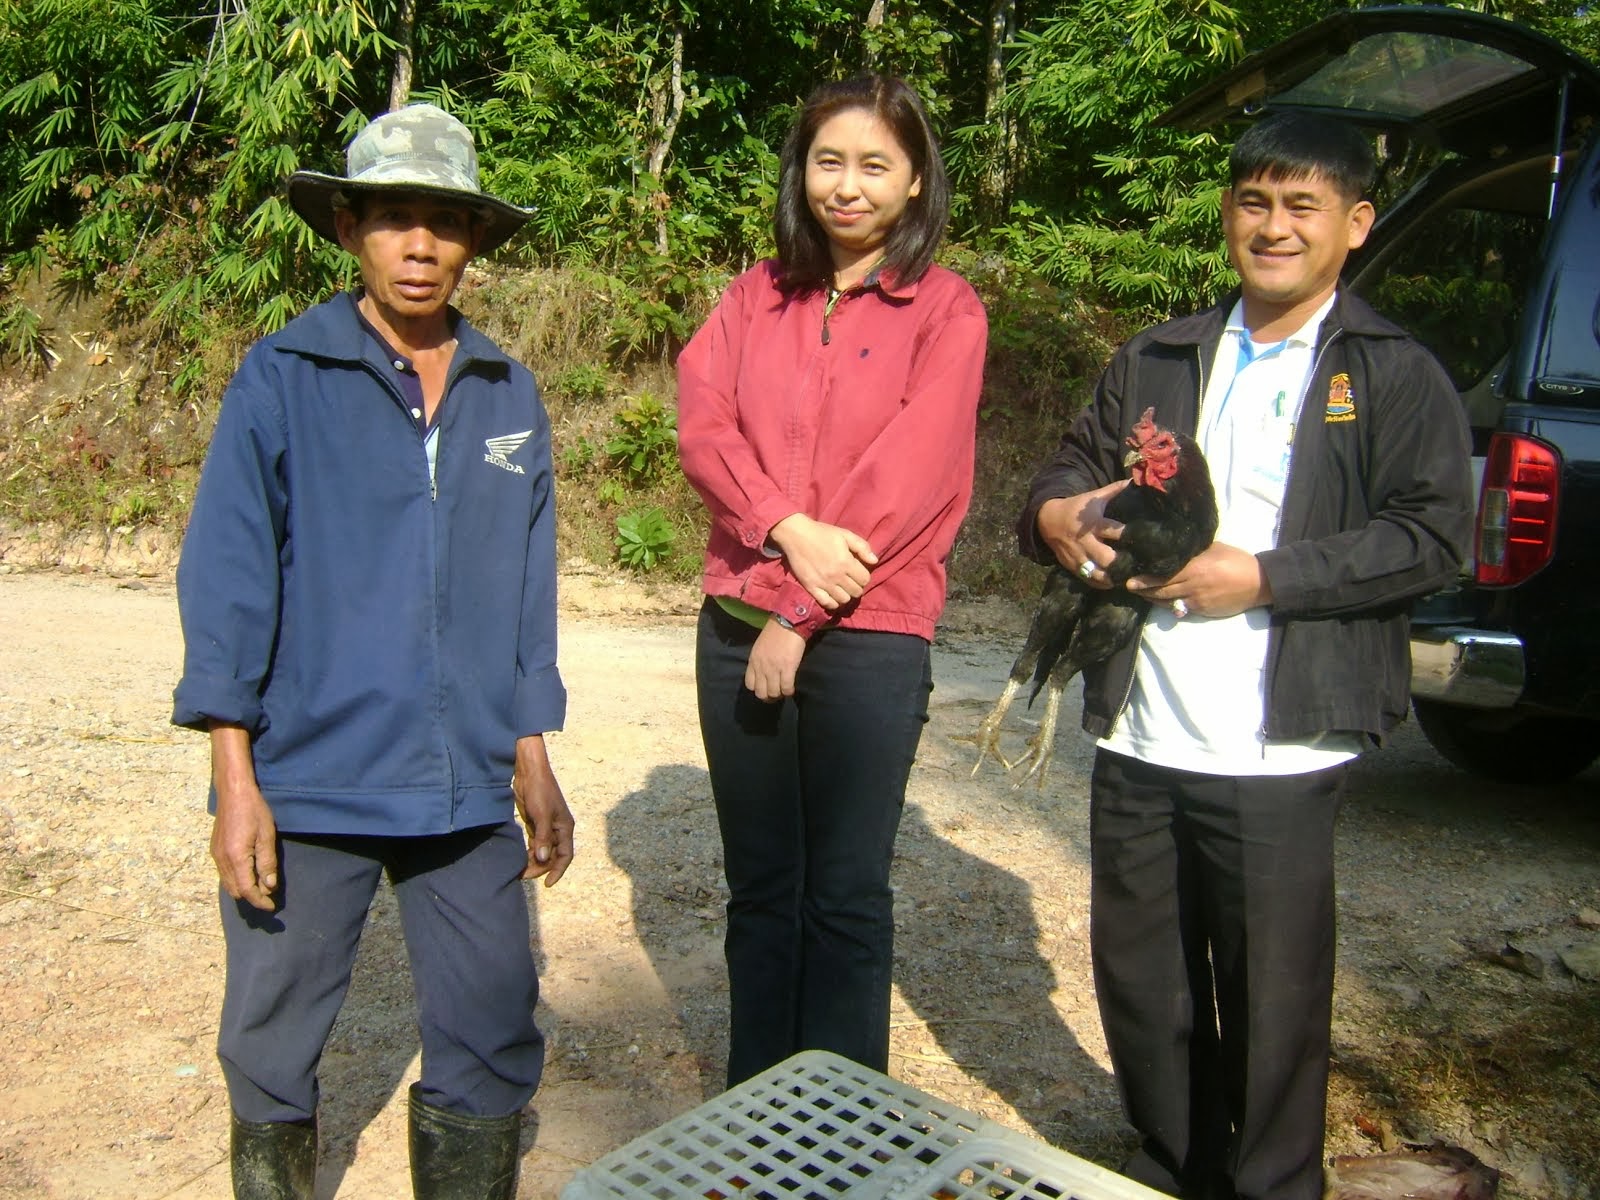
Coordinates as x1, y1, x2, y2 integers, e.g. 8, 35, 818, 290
1018, 113, 1474, 1199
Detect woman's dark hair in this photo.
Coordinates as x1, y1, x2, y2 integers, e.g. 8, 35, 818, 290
1229, 111, 1377, 203
774, 73, 951, 292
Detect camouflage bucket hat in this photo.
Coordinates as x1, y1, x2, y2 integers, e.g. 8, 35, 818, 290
287, 103, 531, 254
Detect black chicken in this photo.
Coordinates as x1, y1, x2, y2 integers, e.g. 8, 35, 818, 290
974, 407, 1219, 786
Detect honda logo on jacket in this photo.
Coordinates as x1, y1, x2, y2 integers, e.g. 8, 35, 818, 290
484, 430, 531, 474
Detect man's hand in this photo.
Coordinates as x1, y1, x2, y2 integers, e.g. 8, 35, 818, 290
745, 618, 806, 701
208, 723, 280, 912
1036, 479, 1131, 589
1127, 541, 1272, 619
767, 513, 877, 609
513, 734, 574, 887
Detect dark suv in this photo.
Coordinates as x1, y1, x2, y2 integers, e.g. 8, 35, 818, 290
1164, 7, 1600, 783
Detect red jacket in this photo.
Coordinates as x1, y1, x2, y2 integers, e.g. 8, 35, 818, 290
678, 259, 987, 640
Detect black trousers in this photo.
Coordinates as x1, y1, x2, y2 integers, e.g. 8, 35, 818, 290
217, 821, 543, 1123
1089, 749, 1347, 1200
695, 600, 931, 1085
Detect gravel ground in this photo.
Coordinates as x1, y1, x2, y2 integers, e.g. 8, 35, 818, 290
0, 563, 1596, 1199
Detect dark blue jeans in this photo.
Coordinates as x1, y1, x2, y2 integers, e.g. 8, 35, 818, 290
696, 600, 931, 1085
217, 820, 542, 1123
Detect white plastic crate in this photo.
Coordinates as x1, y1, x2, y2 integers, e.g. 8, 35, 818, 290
559, 1050, 1165, 1200
888, 1136, 1166, 1200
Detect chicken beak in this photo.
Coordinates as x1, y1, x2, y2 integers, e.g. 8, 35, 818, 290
1122, 447, 1141, 470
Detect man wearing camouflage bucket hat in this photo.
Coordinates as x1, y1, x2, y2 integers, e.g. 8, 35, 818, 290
173, 103, 572, 1200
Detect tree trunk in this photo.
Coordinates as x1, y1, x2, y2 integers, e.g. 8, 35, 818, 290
646, 25, 686, 256
980, 0, 1016, 218
388, 0, 418, 111
864, 0, 886, 66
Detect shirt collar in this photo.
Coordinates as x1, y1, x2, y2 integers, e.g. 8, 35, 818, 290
354, 300, 412, 365
273, 292, 510, 374
1224, 290, 1338, 350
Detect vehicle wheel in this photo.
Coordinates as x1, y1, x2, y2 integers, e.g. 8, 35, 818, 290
1411, 699, 1600, 784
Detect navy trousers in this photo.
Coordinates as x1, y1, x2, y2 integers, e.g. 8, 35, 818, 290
1089, 749, 1347, 1200
217, 820, 542, 1123
696, 600, 931, 1085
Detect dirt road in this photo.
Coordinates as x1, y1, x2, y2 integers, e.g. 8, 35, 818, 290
1, 568, 1596, 1198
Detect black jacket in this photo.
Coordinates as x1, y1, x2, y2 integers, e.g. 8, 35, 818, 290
1018, 290, 1475, 745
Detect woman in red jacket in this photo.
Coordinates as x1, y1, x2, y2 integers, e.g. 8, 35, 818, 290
677, 72, 988, 1085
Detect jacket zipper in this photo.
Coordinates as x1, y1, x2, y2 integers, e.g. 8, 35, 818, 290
430, 400, 440, 501
360, 326, 458, 816
1191, 339, 1211, 434
1276, 323, 1340, 540
820, 285, 844, 345
432, 365, 451, 815
1256, 323, 1342, 743
1108, 624, 1141, 731
431, 358, 464, 503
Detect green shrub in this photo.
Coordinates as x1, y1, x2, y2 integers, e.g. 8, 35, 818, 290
605, 392, 678, 485
615, 505, 675, 570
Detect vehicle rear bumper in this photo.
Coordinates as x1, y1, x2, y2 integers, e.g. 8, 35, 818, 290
1409, 625, 1526, 708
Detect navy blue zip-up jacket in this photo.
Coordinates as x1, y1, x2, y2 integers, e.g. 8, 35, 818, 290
173, 293, 566, 835
1018, 290, 1473, 745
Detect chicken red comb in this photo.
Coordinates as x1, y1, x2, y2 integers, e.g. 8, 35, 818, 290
1128, 407, 1159, 449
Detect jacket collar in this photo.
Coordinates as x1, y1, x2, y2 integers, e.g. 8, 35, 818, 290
1149, 288, 1411, 350
870, 264, 919, 300
807, 261, 923, 299
272, 291, 513, 373
769, 257, 924, 301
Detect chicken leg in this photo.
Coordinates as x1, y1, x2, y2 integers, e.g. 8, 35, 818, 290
999, 591, 1145, 788
972, 570, 1084, 775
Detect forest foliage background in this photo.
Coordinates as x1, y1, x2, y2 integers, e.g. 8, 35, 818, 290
0, 0, 1594, 585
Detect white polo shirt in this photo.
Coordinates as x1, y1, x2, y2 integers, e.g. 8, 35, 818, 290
1098, 294, 1362, 776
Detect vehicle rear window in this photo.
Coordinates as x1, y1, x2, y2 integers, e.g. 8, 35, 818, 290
1269, 33, 1533, 121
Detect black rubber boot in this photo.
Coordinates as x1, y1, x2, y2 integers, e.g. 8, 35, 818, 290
229, 1113, 317, 1200
407, 1083, 521, 1200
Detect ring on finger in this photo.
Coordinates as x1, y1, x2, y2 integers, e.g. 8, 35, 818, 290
1078, 559, 1096, 579
1171, 598, 1189, 619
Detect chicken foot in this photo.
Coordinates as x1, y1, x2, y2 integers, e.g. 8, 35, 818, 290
1007, 684, 1064, 788
971, 678, 1026, 775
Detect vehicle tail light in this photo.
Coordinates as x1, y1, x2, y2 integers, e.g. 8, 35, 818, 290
1476, 433, 1559, 586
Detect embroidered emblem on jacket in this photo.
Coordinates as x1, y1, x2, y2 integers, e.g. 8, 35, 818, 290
1324, 374, 1356, 423
484, 430, 532, 474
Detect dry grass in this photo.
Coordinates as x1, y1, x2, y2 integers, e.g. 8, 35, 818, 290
1328, 963, 1600, 1196
0, 262, 247, 533
0, 336, 211, 531
459, 263, 622, 379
